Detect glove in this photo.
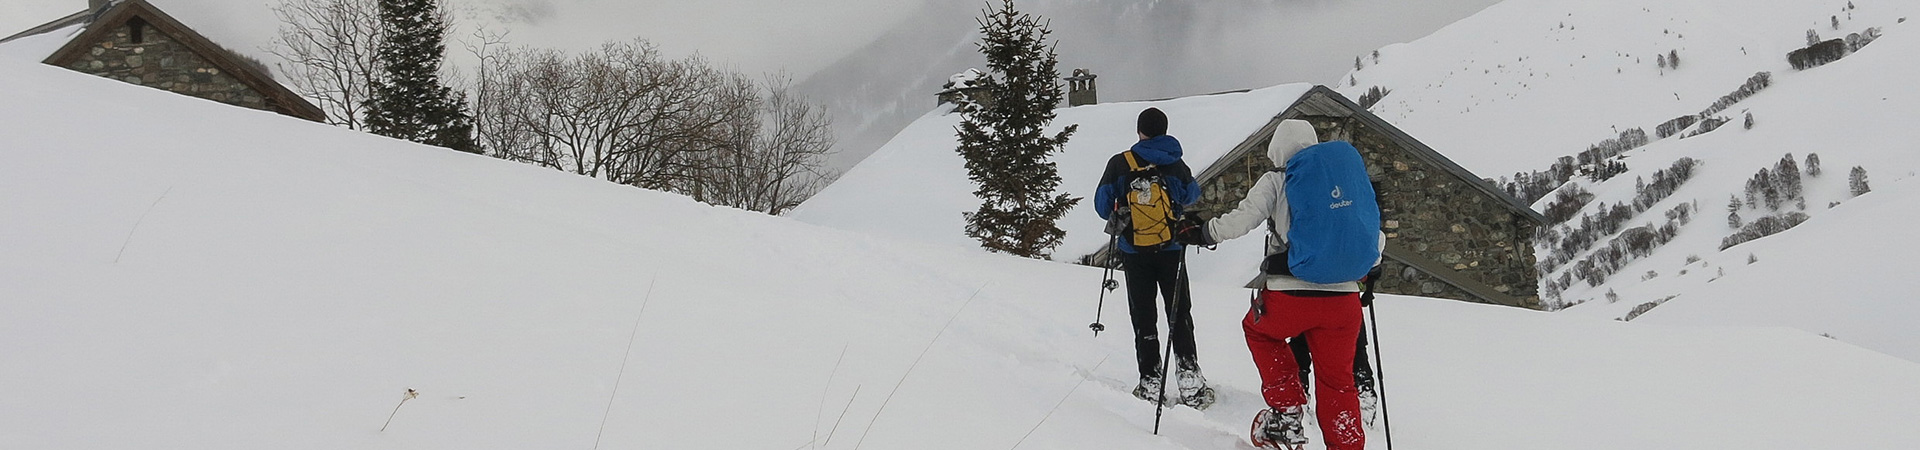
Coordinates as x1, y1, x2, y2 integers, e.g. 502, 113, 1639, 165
1172, 216, 1215, 246
1359, 266, 1383, 307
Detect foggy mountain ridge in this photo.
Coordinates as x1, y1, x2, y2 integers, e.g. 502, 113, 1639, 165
796, 0, 1507, 171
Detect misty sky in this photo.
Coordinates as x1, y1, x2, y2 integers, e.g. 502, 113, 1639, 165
2, 0, 931, 76
4, 0, 1505, 170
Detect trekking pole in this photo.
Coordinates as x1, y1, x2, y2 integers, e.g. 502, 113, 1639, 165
1368, 301, 1395, 450
1152, 246, 1189, 435
1090, 233, 1119, 336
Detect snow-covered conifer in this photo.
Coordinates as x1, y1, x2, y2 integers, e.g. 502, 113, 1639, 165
1849, 166, 1871, 197
954, 0, 1078, 259
364, 0, 476, 153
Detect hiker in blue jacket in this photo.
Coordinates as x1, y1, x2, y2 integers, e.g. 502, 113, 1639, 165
1093, 107, 1212, 408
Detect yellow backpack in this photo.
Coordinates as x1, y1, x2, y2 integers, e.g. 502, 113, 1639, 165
1122, 151, 1175, 249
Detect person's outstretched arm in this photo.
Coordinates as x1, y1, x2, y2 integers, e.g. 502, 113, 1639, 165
1205, 173, 1284, 243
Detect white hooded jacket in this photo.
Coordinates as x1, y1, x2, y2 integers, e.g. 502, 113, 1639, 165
1204, 119, 1387, 292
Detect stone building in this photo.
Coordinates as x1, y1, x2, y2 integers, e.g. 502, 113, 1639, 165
1, 0, 324, 122
1190, 86, 1546, 308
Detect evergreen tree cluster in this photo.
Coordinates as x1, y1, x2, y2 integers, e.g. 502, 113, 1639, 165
955, 0, 1080, 259
1655, 115, 1699, 139
1657, 49, 1680, 70
1500, 155, 1578, 205
1742, 153, 1805, 211
1581, 159, 1630, 182
1850, 166, 1872, 197
1678, 116, 1730, 140
1720, 212, 1810, 250
1542, 202, 1694, 298
1536, 157, 1698, 277
1702, 72, 1773, 117
1541, 184, 1595, 224
1727, 194, 1744, 228
1500, 128, 1647, 205
1846, 28, 1883, 52
1357, 86, 1392, 110
364, 0, 476, 153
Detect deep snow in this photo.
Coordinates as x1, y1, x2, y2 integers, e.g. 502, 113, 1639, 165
6, 29, 1920, 450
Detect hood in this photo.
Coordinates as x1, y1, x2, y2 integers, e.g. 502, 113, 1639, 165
1130, 135, 1183, 165
1267, 119, 1319, 166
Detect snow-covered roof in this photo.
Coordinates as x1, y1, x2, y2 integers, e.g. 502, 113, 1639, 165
943, 68, 986, 90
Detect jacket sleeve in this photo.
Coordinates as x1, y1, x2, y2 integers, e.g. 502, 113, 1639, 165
1094, 155, 1123, 220
1205, 172, 1285, 242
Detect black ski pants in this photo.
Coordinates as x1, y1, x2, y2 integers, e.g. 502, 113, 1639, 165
1122, 249, 1198, 380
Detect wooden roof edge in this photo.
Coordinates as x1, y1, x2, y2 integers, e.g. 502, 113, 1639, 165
42, 0, 325, 122
1, 9, 91, 44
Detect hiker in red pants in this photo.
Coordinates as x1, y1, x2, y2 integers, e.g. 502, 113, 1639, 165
1173, 119, 1382, 450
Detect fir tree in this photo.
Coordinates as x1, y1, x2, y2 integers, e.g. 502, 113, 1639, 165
1849, 166, 1871, 197
1805, 153, 1822, 176
954, 0, 1080, 259
1774, 153, 1803, 206
364, 0, 477, 153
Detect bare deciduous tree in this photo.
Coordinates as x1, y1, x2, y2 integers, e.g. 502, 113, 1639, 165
697, 75, 837, 215
473, 40, 836, 215
267, 0, 383, 129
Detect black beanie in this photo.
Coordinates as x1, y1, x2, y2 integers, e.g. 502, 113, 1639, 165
1138, 108, 1168, 138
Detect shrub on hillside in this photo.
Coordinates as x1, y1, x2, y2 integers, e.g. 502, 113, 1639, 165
1701, 72, 1772, 117
1358, 86, 1392, 109
1789, 39, 1848, 70
1850, 166, 1871, 196
1655, 115, 1699, 139
1720, 212, 1809, 250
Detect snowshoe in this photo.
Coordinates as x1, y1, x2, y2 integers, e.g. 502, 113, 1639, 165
1358, 386, 1380, 429
1176, 364, 1216, 410
1249, 406, 1307, 450
1132, 375, 1165, 406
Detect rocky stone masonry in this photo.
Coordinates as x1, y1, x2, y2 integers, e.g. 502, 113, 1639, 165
63, 23, 267, 111
1191, 115, 1541, 308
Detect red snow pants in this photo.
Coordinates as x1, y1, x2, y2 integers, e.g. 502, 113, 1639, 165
1243, 290, 1365, 450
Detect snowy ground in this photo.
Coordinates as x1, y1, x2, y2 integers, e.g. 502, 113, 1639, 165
5, 51, 1920, 450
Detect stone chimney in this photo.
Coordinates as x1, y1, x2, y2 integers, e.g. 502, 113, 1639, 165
937, 68, 995, 111
1065, 68, 1098, 107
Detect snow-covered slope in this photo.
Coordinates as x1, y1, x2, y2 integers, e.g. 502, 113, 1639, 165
1338, 0, 1920, 361
4, 53, 1920, 450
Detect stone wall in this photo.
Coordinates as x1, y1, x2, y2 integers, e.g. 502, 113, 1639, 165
1192, 114, 1541, 308
61, 22, 268, 111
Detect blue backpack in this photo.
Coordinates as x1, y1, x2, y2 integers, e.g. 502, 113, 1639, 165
1281, 141, 1381, 284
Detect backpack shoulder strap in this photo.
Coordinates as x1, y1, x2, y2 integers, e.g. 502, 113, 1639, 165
1123, 151, 1152, 172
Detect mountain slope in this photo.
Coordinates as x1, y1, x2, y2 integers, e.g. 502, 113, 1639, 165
1336, 0, 1920, 361
796, 0, 1511, 171
3, 50, 1919, 450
